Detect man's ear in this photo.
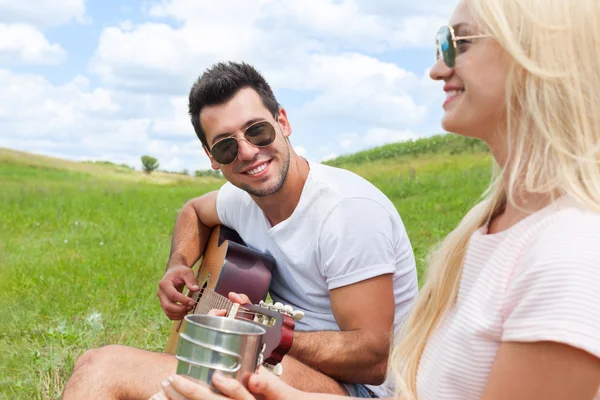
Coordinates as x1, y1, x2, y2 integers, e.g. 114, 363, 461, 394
203, 145, 221, 170
276, 107, 292, 138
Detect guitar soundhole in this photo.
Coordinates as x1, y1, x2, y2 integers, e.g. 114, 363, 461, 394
190, 279, 209, 307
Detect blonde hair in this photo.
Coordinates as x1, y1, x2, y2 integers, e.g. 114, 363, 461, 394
390, 0, 600, 398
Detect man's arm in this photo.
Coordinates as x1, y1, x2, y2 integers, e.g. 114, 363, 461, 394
288, 274, 395, 385
157, 190, 222, 320
283, 197, 413, 385
166, 191, 221, 270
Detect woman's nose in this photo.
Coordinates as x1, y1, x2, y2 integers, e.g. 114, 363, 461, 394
430, 57, 453, 81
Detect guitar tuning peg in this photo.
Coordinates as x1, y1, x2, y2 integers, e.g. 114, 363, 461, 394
292, 310, 305, 321
282, 305, 293, 315
259, 300, 271, 308
272, 363, 283, 376
273, 302, 283, 311
262, 362, 284, 376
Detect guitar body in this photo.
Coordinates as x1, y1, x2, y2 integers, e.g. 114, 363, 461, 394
165, 225, 294, 366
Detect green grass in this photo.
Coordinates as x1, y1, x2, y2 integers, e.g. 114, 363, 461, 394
0, 138, 493, 399
323, 133, 489, 167
0, 159, 224, 399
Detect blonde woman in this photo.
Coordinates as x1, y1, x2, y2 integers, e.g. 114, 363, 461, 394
151, 0, 600, 398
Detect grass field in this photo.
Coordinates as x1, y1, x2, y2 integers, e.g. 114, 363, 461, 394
0, 135, 493, 399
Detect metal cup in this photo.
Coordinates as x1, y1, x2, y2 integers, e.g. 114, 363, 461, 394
175, 314, 267, 391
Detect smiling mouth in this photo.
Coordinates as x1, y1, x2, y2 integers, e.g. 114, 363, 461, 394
446, 89, 464, 100
443, 89, 464, 108
244, 161, 270, 176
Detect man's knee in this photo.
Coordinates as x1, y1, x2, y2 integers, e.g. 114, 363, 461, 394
72, 345, 129, 375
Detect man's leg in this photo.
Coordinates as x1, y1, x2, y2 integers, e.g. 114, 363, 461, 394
62, 345, 177, 400
63, 346, 351, 399
279, 355, 349, 396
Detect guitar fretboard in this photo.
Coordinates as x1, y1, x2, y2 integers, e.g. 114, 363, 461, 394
195, 288, 233, 315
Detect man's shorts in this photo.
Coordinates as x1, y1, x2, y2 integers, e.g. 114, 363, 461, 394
344, 383, 379, 398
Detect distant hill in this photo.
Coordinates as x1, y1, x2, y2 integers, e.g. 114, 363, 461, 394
324, 133, 489, 167
0, 147, 222, 185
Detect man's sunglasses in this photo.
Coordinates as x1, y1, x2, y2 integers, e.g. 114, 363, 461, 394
436, 25, 490, 68
208, 119, 278, 165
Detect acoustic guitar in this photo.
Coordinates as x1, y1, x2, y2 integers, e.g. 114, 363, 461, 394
164, 225, 302, 368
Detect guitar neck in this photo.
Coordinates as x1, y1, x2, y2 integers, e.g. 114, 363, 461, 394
190, 286, 295, 367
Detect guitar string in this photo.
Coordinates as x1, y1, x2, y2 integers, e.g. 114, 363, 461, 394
194, 289, 272, 318
194, 288, 253, 312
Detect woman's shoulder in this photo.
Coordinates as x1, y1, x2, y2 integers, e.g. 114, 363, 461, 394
531, 196, 600, 249
509, 196, 600, 276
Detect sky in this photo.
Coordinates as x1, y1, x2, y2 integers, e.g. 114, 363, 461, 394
0, 0, 458, 173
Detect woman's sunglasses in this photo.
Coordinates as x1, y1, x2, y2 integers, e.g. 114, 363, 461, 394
209, 119, 278, 165
436, 25, 490, 68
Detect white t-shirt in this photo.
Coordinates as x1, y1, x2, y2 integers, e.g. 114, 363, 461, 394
417, 196, 600, 399
216, 161, 418, 397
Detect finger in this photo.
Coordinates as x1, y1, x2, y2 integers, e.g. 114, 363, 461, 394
158, 289, 193, 311
149, 390, 169, 400
162, 284, 196, 307
180, 268, 200, 292
208, 309, 227, 317
161, 378, 190, 400
164, 308, 189, 321
167, 375, 225, 400
161, 299, 191, 314
211, 372, 256, 400
158, 300, 189, 320
248, 368, 298, 400
159, 294, 193, 317
228, 292, 251, 305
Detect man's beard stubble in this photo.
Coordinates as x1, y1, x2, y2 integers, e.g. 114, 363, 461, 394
240, 142, 291, 198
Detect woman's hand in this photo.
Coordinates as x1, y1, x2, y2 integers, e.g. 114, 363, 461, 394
150, 367, 306, 400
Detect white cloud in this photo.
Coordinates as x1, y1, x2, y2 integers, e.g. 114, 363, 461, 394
363, 128, 420, 146
0, 69, 211, 172
89, 23, 200, 93
151, 96, 195, 139
294, 145, 306, 157
340, 139, 354, 150
0, 0, 87, 66
0, 24, 65, 65
281, 0, 454, 51
338, 128, 421, 152
87, 0, 445, 133
1, 0, 458, 172
88, 0, 453, 94
321, 153, 338, 162
295, 56, 427, 127
146, 0, 456, 53
0, 0, 87, 28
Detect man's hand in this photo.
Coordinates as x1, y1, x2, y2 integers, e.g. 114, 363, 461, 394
157, 265, 200, 320
161, 191, 221, 320
202, 292, 251, 319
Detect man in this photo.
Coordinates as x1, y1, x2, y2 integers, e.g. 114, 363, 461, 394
63, 61, 418, 399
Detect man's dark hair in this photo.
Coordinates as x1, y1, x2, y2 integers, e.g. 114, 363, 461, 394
188, 61, 280, 148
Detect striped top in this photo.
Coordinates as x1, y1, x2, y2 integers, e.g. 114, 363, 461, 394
416, 196, 600, 399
